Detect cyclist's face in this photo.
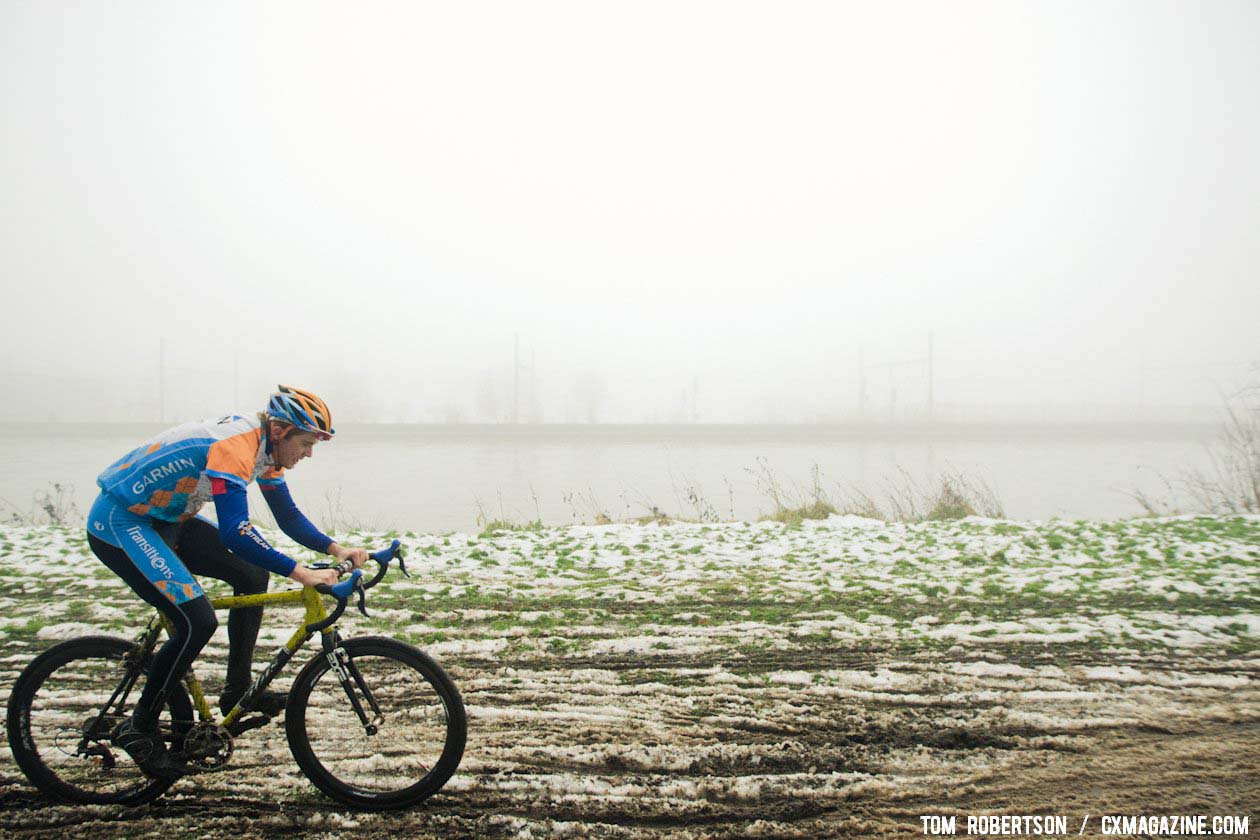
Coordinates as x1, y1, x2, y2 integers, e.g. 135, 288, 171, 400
272, 427, 321, 469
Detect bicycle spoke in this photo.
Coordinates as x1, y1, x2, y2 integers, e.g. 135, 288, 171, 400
303, 654, 446, 786
294, 646, 458, 797
10, 639, 186, 803
28, 659, 146, 793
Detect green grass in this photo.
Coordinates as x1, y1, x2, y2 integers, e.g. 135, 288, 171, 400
761, 500, 837, 525
478, 518, 545, 539
3, 514, 1258, 664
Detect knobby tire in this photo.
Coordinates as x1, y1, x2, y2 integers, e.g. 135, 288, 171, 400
285, 636, 466, 809
6, 636, 193, 806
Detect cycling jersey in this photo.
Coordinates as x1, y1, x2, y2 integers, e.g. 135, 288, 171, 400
92, 414, 333, 588
98, 414, 283, 521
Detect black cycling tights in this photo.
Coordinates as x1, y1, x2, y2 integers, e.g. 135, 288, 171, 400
88, 518, 270, 728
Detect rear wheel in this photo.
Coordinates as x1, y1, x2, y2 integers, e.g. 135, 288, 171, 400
5, 636, 193, 806
286, 636, 466, 809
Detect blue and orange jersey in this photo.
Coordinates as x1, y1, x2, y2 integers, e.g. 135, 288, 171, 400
97, 414, 285, 522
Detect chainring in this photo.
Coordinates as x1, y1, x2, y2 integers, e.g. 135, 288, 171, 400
179, 721, 235, 772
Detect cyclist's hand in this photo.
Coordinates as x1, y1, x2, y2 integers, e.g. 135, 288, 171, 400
289, 565, 339, 588
330, 544, 370, 570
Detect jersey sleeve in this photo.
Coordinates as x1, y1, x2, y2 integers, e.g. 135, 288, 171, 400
260, 480, 334, 554
257, 465, 286, 488
210, 478, 297, 576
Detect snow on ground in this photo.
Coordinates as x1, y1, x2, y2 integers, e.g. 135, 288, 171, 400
0, 514, 1257, 837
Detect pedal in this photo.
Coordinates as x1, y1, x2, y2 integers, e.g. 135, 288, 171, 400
226, 714, 273, 737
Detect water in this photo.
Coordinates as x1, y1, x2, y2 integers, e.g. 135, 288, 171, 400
0, 422, 1222, 533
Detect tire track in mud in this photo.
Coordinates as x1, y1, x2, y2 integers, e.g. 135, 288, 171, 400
4, 640, 1257, 838
2, 517, 1258, 838
4, 654, 1254, 840
879, 721, 1260, 836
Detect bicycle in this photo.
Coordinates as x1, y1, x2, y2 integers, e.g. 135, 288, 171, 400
5, 540, 466, 810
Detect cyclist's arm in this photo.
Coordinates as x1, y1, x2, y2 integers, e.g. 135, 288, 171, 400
259, 479, 335, 555
210, 478, 297, 577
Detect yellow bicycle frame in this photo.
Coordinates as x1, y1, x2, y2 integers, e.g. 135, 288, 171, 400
149, 585, 336, 729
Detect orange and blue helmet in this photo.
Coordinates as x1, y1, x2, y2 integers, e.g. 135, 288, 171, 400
267, 385, 335, 440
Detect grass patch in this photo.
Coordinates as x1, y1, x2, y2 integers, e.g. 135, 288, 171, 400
477, 519, 545, 539
762, 500, 838, 525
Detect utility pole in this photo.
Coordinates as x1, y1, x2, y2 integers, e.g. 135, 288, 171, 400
1138, 348, 1146, 415
159, 336, 166, 423
927, 331, 935, 420
858, 345, 867, 421
513, 333, 535, 423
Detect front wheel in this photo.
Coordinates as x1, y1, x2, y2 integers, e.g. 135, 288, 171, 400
286, 636, 466, 809
5, 636, 193, 805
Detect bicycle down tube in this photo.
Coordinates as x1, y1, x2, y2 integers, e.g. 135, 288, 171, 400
157, 585, 332, 729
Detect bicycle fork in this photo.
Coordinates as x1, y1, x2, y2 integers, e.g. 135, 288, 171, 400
322, 633, 384, 736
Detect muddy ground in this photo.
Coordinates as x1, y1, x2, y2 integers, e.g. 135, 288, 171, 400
1, 517, 1257, 838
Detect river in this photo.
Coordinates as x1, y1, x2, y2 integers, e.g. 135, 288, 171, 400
0, 422, 1222, 533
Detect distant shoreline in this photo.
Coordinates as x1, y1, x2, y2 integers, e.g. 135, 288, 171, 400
1, 420, 1219, 442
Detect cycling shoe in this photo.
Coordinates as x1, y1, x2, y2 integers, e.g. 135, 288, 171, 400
110, 717, 187, 780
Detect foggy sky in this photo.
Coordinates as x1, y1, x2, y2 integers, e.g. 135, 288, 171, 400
3, 1, 1258, 423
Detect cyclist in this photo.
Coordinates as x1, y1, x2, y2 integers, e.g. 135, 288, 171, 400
85, 385, 369, 778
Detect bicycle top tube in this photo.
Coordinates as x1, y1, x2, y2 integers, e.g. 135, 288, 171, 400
195, 539, 403, 613
209, 588, 308, 611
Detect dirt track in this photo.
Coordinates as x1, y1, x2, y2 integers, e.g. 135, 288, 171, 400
3, 644, 1256, 838
2, 517, 1257, 838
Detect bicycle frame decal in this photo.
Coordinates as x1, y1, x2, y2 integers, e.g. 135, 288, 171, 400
242, 646, 292, 706
326, 647, 352, 683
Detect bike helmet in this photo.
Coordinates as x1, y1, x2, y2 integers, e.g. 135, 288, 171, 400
267, 384, 335, 440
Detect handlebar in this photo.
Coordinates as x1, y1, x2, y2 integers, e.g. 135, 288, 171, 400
306, 539, 408, 634
322, 569, 363, 600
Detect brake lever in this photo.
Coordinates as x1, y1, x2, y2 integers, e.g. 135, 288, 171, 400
397, 553, 411, 578
355, 579, 369, 617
